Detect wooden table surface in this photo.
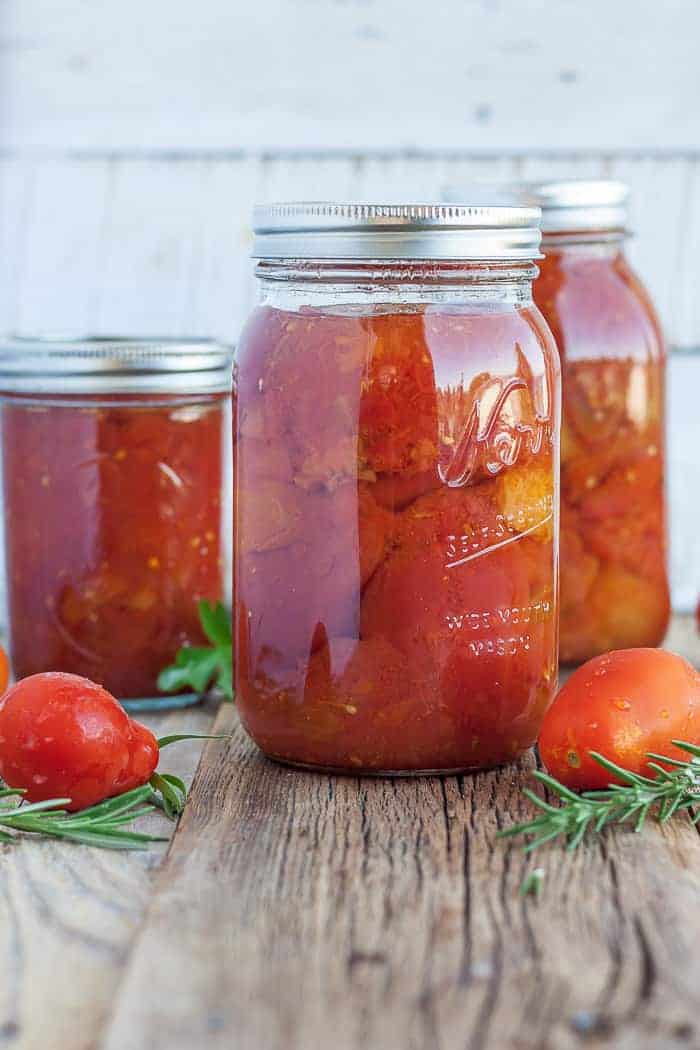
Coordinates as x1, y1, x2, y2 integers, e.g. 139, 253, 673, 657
3, 615, 700, 1050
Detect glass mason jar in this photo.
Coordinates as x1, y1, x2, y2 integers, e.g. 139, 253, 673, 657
0, 336, 234, 710
234, 203, 561, 774
519, 181, 670, 663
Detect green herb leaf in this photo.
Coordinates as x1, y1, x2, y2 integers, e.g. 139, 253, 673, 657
157, 600, 234, 700
501, 743, 700, 858
168, 648, 220, 694
156, 732, 226, 749
520, 867, 545, 898
150, 735, 228, 817
150, 772, 187, 820
0, 786, 168, 851
199, 600, 232, 648
217, 656, 233, 702
0, 730, 230, 849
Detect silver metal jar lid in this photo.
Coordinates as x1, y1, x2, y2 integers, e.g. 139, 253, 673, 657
514, 180, 629, 234
0, 335, 235, 395
252, 202, 543, 261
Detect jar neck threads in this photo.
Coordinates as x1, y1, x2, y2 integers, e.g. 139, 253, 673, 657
255, 259, 538, 309
541, 230, 629, 253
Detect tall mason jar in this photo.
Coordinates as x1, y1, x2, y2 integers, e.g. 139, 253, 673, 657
519, 181, 670, 663
234, 203, 561, 774
0, 337, 234, 709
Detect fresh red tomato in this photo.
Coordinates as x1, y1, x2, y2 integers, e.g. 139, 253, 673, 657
0, 672, 159, 810
0, 645, 9, 696
538, 648, 700, 790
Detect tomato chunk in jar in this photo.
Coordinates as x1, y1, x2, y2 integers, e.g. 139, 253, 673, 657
0, 338, 233, 703
524, 180, 670, 662
235, 202, 560, 774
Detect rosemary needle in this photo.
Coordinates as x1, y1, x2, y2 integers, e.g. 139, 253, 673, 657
520, 867, 546, 898
0, 786, 168, 850
500, 740, 700, 854
0, 732, 229, 848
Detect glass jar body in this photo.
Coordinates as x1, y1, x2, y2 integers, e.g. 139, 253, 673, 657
234, 263, 561, 773
1, 391, 231, 706
533, 240, 670, 663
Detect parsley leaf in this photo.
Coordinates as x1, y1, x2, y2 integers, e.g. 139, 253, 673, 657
199, 599, 233, 648
157, 600, 234, 700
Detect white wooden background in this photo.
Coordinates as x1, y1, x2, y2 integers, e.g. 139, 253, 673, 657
4, 0, 699, 153
0, 0, 699, 607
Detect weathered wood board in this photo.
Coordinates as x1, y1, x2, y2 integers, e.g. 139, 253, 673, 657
0, 701, 218, 1050
97, 617, 700, 1050
99, 704, 700, 1050
2, 617, 699, 1050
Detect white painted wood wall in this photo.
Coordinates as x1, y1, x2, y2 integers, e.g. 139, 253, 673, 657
1, 0, 699, 607
2, 0, 700, 343
2, 153, 700, 349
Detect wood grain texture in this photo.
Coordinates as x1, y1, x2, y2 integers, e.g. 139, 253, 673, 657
3, 0, 700, 152
0, 701, 217, 1050
98, 621, 700, 1050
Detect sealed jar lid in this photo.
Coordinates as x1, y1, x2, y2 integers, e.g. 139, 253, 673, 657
0, 335, 235, 395
252, 202, 542, 261
514, 179, 629, 234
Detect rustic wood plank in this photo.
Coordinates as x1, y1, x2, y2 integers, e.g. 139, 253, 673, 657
0, 700, 219, 1050
100, 624, 700, 1050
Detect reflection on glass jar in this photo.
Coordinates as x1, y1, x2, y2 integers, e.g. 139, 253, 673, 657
519, 180, 670, 663
0, 337, 234, 708
234, 203, 561, 774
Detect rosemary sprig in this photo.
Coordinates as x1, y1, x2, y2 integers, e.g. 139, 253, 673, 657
0, 786, 167, 850
149, 772, 187, 820
148, 732, 230, 818
500, 740, 700, 853
520, 867, 546, 898
0, 733, 230, 848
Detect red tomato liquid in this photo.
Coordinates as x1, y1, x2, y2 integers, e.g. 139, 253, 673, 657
2, 394, 228, 698
234, 303, 560, 773
534, 247, 670, 663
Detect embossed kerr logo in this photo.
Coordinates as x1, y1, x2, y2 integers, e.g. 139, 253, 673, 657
439, 372, 554, 571
438, 375, 553, 489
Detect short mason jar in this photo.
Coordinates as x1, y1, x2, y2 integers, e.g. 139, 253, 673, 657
234, 202, 561, 774
517, 181, 670, 663
0, 336, 234, 710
